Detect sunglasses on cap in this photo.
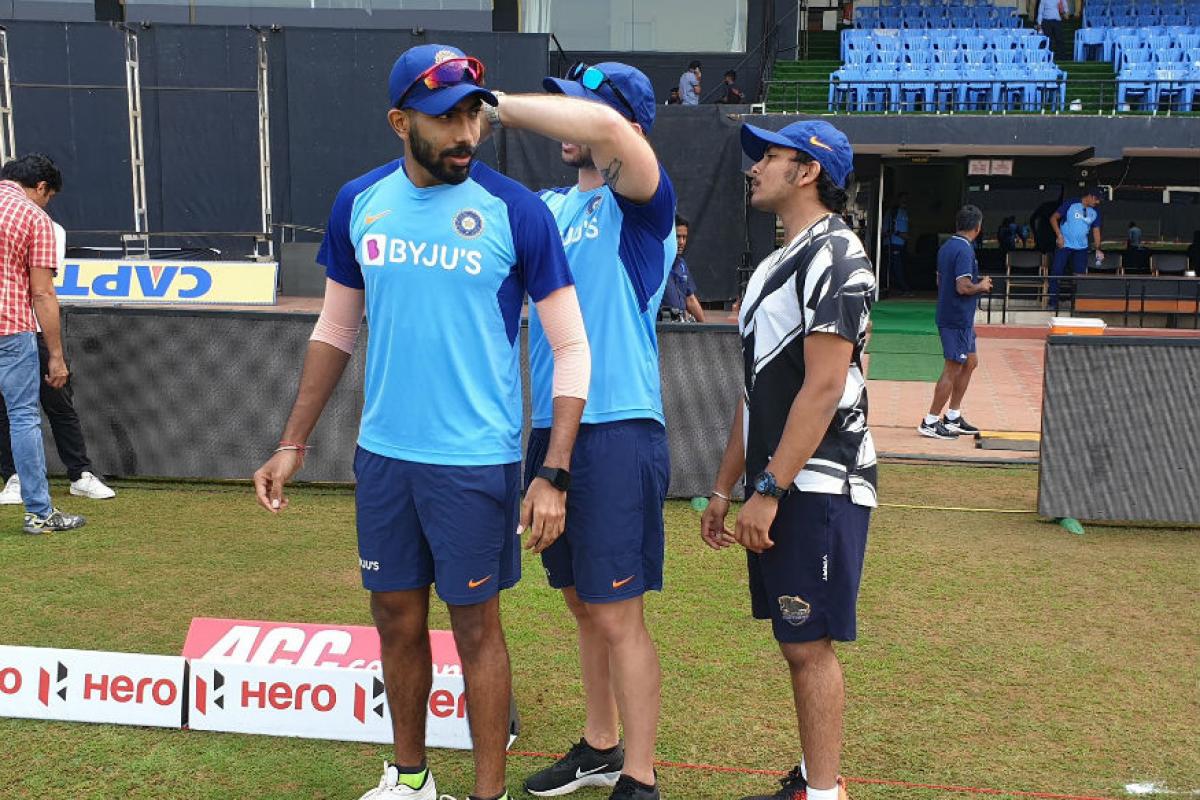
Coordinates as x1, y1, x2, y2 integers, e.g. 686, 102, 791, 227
566, 62, 638, 123
395, 56, 487, 109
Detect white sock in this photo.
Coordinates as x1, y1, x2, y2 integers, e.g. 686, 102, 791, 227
800, 758, 807, 781
808, 783, 840, 800
946, 408, 961, 420
924, 414, 939, 426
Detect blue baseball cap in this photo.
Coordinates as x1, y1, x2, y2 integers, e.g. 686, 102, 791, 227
740, 120, 855, 188
543, 62, 657, 134
388, 44, 497, 115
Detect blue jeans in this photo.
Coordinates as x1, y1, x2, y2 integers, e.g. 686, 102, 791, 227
0, 333, 52, 517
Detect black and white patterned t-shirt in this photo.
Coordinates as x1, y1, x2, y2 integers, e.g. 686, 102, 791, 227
738, 214, 877, 507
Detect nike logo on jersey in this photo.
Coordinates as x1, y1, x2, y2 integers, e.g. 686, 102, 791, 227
612, 575, 635, 590
468, 575, 493, 590
365, 210, 393, 225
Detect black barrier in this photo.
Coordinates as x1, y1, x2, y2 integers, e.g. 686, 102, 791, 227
49, 308, 743, 500
1038, 335, 1200, 524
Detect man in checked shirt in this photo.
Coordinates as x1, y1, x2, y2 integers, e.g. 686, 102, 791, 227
0, 153, 85, 534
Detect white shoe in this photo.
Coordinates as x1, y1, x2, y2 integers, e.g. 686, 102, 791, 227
70, 472, 116, 499
357, 762, 438, 800
0, 474, 20, 505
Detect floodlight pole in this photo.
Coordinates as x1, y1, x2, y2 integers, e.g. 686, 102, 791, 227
123, 26, 150, 257
254, 27, 274, 261
0, 27, 16, 165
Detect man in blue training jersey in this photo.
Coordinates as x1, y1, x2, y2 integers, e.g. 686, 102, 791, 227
481, 62, 675, 800
253, 44, 590, 800
919, 205, 992, 440
1049, 187, 1104, 310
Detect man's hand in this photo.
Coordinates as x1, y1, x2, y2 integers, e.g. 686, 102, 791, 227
44, 354, 69, 389
1095, 250, 1105, 262
1056, 234, 1065, 249
253, 450, 304, 513
700, 495, 737, 550
980, 276, 994, 292
520, 477, 566, 554
734, 493, 779, 554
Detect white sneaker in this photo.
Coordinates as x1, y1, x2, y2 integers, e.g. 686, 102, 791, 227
0, 474, 20, 505
70, 472, 116, 499
357, 762, 438, 800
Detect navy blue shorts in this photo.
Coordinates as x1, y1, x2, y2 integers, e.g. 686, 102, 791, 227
938, 326, 976, 364
748, 491, 871, 643
524, 419, 669, 604
353, 446, 521, 606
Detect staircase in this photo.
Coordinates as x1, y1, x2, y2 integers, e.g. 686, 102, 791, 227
766, 59, 841, 112
1059, 60, 1117, 113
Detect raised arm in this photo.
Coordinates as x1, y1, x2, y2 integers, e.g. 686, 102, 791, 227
497, 94, 661, 202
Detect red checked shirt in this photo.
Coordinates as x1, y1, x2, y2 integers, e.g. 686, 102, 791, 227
0, 180, 57, 336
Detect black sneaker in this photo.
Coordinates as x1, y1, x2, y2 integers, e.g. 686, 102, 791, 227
740, 769, 850, 800
609, 773, 659, 800
943, 415, 980, 436
524, 738, 623, 796
917, 419, 958, 440
23, 508, 87, 535
739, 765, 807, 800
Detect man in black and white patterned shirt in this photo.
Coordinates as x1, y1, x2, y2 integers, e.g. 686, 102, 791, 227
701, 120, 875, 800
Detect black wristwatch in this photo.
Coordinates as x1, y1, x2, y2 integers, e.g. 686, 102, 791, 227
752, 470, 788, 499
536, 466, 571, 492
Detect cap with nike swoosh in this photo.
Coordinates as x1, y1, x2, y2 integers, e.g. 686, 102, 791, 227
739, 119, 854, 189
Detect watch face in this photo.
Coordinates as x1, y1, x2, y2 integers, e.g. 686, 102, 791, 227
755, 473, 771, 493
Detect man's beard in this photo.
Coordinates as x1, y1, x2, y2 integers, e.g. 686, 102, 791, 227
562, 145, 595, 170
409, 122, 474, 185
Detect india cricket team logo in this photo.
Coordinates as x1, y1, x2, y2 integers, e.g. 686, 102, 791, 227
454, 209, 484, 239
778, 595, 811, 626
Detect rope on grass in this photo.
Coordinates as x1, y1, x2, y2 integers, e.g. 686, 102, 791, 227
879, 502, 1036, 514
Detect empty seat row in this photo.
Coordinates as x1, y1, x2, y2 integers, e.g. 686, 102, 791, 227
1074, 25, 1200, 62
828, 64, 1066, 112
1117, 65, 1200, 111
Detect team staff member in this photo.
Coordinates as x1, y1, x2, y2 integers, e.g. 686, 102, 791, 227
484, 61, 675, 800
659, 214, 706, 322
919, 205, 992, 440
253, 44, 589, 800
701, 121, 876, 800
1049, 187, 1103, 310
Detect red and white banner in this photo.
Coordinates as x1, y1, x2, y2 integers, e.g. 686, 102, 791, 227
182, 617, 461, 673
188, 660, 474, 749
0, 645, 185, 728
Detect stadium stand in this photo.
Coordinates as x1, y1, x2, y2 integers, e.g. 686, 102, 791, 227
832, 23, 1066, 112
1073, 0, 1200, 111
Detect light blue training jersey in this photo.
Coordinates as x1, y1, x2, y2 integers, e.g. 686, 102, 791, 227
528, 164, 677, 428
1055, 198, 1101, 251
318, 159, 573, 465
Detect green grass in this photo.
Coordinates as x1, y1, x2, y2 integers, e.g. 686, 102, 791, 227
866, 333, 944, 357
1, 468, 1198, 800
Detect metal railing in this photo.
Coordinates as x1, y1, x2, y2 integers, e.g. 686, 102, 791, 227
764, 76, 1200, 114
979, 273, 1200, 328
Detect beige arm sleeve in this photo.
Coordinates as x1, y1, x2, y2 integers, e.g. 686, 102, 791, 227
310, 278, 365, 354
534, 285, 590, 400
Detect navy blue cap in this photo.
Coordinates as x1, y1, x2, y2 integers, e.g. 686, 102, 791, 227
543, 62, 657, 134
388, 44, 497, 115
740, 120, 855, 188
